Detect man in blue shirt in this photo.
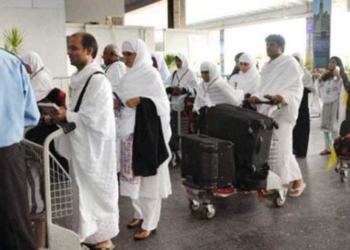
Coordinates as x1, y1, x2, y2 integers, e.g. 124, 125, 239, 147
0, 48, 40, 250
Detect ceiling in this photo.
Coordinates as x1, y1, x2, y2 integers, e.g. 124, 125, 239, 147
186, 0, 313, 24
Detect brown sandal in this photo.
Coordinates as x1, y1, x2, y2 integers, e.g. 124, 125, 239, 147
127, 218, 143, 229
134, 229, 157, 241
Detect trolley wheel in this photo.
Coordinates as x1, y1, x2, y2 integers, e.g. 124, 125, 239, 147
189, 200, 201, 212
340, 170, 347, 183
202, 206, 216, 219
274, 192, 287, 208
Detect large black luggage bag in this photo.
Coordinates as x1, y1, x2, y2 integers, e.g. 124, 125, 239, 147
199, 104, 276, 190
181, 134, 236, 189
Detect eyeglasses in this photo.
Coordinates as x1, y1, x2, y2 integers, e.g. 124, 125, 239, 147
239, 62, 249, 66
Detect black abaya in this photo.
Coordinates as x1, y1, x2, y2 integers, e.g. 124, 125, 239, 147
293, 88, 311, 157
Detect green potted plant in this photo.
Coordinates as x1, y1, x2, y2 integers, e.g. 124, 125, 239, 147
3, 27, 25, 55
165, 54, 176, 71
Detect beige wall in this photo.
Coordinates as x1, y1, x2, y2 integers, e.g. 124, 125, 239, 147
65, 0, 125, 24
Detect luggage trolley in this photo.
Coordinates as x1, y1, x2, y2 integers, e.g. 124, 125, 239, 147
182, 133, 286, 219
22, 122, 81, 250
181, 99, 288, 219
333, 120, 350, 183
335, 157, 350, 182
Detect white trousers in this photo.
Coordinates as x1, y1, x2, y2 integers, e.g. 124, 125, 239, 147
274, 122, 303, 185
131, 197, 162, 231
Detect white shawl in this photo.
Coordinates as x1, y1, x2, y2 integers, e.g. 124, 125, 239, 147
256, 55, 303, 124
105, 60, 126, 94
152, 53, 170, 84
166, 53, 198, 91
228, 53, 260, 95
165, 53, 198, 111
119, 38, 172, 199
22, 51, 54, 101
292, 53, 315, 93
317, 78, 342, 104
194, 61, 244, 112
56, 62, 119, 242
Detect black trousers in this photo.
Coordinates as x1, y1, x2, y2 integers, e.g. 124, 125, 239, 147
0, 144, 37, 250
293, 89, 311, 158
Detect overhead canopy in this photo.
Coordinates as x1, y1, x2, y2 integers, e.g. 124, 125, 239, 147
186, 0, 313, 30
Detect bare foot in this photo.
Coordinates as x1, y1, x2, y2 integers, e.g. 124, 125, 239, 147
292, 179, 304, 190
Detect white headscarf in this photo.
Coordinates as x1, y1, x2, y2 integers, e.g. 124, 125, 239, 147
22, 51, 54, 102
22, 51, 44, 74
194, 61, 244, 112
292, 52, 315, 91
228, 53, 260, 95
152, 53, 170, 84
175, 53, 189, 75
119, 39, 170, 138
292, 52, 303, 65
119, 39, 172, 200
200, 61, 220, 81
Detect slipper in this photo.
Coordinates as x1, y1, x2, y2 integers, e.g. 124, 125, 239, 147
320, 150, 331, 156
127, 218, 143, 229
288, 183, 306, 197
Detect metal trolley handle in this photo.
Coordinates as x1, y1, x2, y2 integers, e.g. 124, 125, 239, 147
57, 121, 76, 134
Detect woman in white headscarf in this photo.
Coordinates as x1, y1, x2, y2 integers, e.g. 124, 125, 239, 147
22, 51, 54, 102
292, 53, 315, 158
118, 38, 172, 240
194, 61, 244, 112
152, 53, 170, 85
165, 53, 198, 163
228, 53, 260, 96
165, 53, 198, 108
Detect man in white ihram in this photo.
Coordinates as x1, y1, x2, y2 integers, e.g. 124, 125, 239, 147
249, 34, 306, 198
55, 32, 118, 250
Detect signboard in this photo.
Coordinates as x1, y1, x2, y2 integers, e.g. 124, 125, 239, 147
313, 0, 331, 68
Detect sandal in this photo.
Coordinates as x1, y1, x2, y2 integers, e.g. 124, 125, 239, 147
134, 229, 157, 241
288, 183, 306, 197
127, 218, 143, 229
88, 242, 115, 250
320, 149, 331, 156
90, 245, 115, 250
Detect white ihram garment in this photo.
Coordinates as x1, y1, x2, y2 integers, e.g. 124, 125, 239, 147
256, 55, 304, 186
55, 62, 119, 244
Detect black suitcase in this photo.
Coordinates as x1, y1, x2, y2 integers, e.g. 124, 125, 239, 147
199, 104, 275, 190
181, 134, 236, 189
